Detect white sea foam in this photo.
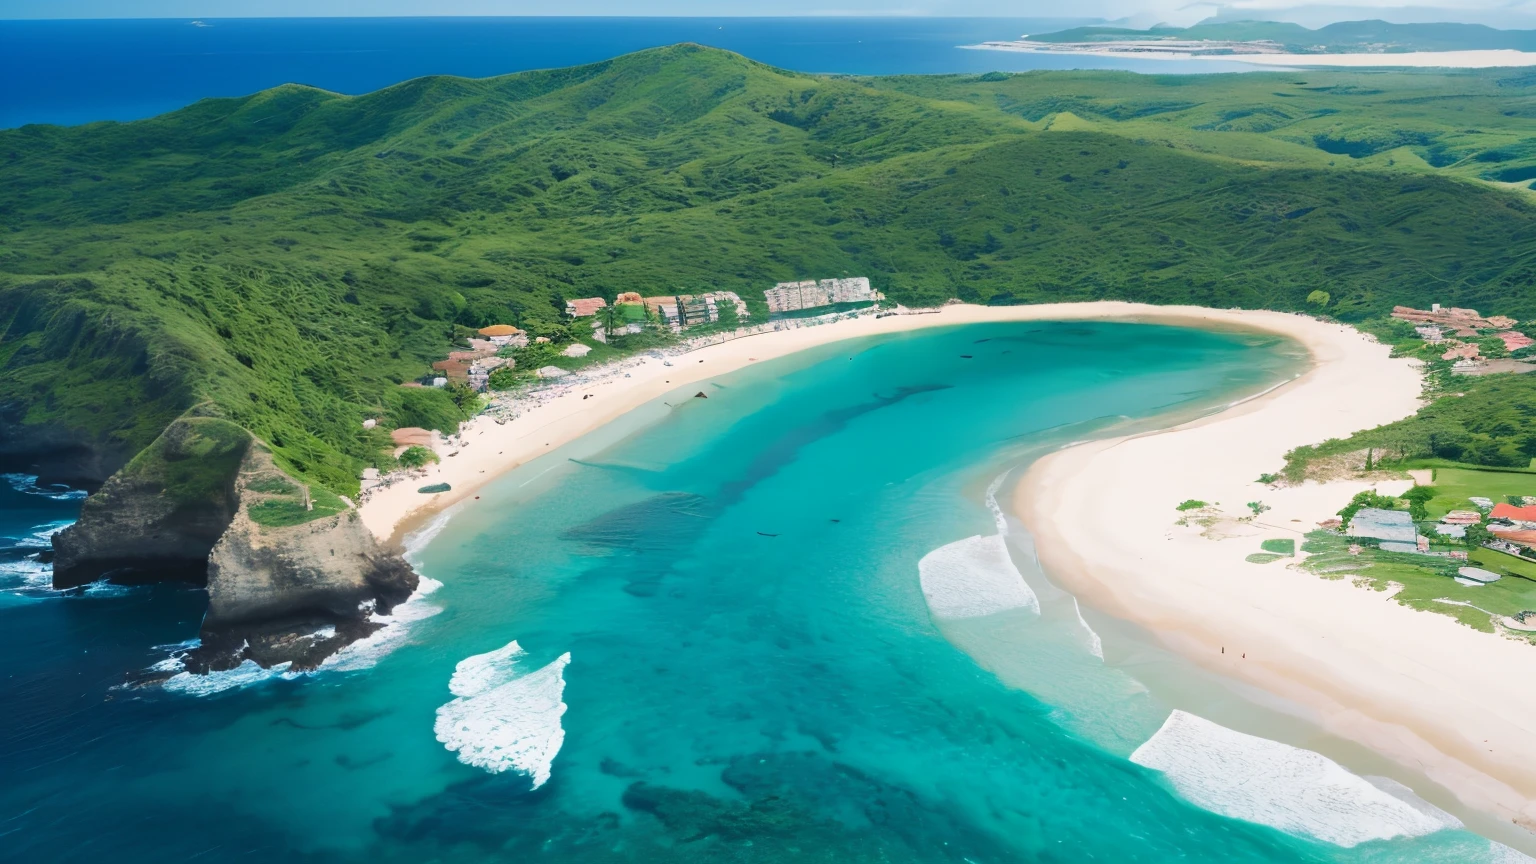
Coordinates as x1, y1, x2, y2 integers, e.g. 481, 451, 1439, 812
435, 640, 571, 789
919, 534, 1039, 620
319, 575, 443, 672
1070, 596, 1104, 659
983, 469, 1011, 535
1131, 710, 1453, 847
162, 659, 297, 696
1490, 841, 1536, 863
403, 510, 456, 568
2, 473, 87, 500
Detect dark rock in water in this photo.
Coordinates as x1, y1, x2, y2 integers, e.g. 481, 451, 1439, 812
418, 483, 452, 493
694, 391, 708, 399
32, 549, 54, 564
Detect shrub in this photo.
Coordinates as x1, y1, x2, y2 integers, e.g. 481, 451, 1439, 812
1260, 538, 1296, 556
399, 446, 438, 469
1306, 290, 1330, 308
1176, 499, 1208, 511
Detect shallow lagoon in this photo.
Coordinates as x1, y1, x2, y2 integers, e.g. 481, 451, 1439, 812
0, 321, 1521, 861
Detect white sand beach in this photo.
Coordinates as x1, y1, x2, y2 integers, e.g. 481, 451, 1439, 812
359, 302, 1334, 544
1017, 313, 1536, 830
966, 43, 1536, 68
359, 300, 1536, 832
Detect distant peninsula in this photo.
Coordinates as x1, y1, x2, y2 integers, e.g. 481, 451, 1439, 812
970, 18, 1536, 66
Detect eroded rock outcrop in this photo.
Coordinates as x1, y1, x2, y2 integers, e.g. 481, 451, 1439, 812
189, 447, 416, 671
52, 416, 250, 588
52, 416, 416, 672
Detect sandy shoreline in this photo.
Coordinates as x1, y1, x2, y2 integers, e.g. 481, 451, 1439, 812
359, 302, 1322, 545
359, 299, 1536, 836
965, 44, 1536, 68
1016, 312, 1536, 833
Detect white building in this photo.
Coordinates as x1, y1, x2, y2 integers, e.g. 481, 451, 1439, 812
764, 277, 876, 314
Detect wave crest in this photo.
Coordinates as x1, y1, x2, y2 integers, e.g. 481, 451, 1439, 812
919, 534, 1039, 620
1131, 710, 1454, 847
434, 641, 571, 789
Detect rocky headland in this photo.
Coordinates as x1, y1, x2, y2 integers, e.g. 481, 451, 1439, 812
51, 414, 417, 673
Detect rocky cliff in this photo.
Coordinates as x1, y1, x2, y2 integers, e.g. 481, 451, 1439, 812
52, 415, 249, 587
51, 416, 417, 672
189, 447, 416, 671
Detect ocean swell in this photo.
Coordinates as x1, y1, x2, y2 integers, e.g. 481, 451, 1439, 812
1131, 710, 1455, 847
434, 640, 571, 789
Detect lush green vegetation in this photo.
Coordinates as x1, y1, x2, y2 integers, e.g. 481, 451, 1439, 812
1299, 530, 1536, 636
397, 445, 438, 469
1176, 499, 1208, 511
1260, 538, 1296, 556
1418, 467, 1536, 520
5, 44, 1536, 495
118, 415, 252, 510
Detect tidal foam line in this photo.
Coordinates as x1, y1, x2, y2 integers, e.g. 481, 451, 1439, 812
919, 534, 1039, 620
1131, 710, 1455, 847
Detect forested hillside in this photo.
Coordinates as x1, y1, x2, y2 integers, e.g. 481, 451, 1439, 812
3, 44, 1534, 493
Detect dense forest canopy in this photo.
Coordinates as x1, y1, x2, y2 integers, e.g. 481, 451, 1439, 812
3, 44, 1535, 492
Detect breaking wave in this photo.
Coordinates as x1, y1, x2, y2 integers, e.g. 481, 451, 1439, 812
919, 533, 1039, 620
919, 469, 1039, 621
2, 473, 88, 500
1131, 710, 1455, 847
435, 640, 571, 789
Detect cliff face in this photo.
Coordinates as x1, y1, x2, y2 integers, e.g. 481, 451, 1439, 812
190, 447, 417, 671
51, 416, 249, 588
52, 417, 418, 672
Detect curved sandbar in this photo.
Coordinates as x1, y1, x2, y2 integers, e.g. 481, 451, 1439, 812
1017, 314, 1536, 831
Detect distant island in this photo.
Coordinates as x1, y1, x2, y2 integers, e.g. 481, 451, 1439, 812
970, 18, 1536, 65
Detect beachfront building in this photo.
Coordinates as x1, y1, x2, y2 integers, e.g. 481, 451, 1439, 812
643, 291, 748, 331
1441, 342, 1481, 362
1413, 325, 1444, 344
1491, 503, 1536, 527
1441, 510, 1482, 525
478, 324, 529, 348
1347, 508, 1417, 544
1457, 566, 1502, 584
765, 277, 876, 314
566, 297, 608, 318
1391, 305, 1517, 335
1498, 331, 1535, 353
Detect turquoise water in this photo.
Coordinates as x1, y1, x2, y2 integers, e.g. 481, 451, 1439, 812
0, 321, 1520, 861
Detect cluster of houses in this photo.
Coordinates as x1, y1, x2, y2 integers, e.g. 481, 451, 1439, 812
764, 277, 878, 314
1341, 494, 1536, 585
1393, 304, 1532, 369
566, 290, 750, 334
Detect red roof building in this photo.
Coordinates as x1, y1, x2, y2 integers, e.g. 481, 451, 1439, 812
1490, 503, 1536, 522
565, 297, 608, 318
1496, 331, 1534, 352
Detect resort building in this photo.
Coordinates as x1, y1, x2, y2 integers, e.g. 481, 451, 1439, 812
1441, 342, 1481, 362
1413, 325, 1444, 344
643, 291, 748, 331
477, 324, 529, 348
1490, 503, 1536, 525
1391, 305, 1516, 335
764, 277, 877, 313
1457, 566, 1502, 584
565, 297, 608, 318
1497, 331, 1534, 352
1441, 510, 1482, 525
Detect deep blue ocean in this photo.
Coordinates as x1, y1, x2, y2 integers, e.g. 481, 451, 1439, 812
2, 322, 1529, 861
0, 16, 1262, 128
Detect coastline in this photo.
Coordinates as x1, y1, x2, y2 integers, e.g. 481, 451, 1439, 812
963, 44, 1536, 68
359, 302, 1337, 546
1015, 315, 1536, 833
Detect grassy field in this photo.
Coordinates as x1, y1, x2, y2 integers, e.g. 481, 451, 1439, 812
5, 45, 1536, 495
1300, 530, 1536, 636
1419, 467, 1536, 520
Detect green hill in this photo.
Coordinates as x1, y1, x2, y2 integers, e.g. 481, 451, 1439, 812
3, 44, 1535, 495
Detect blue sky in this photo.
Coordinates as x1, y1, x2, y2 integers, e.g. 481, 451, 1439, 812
3, 0, 1531, 27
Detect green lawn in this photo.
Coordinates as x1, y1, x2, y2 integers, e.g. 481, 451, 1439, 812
1421, 467, 1536, 521
1300, 530, 1536, 636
